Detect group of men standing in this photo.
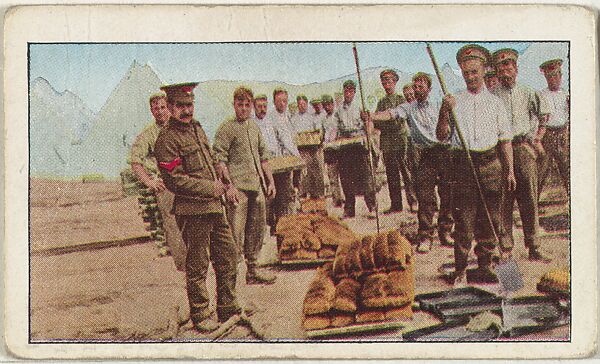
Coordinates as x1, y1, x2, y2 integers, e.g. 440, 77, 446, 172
128, 43, 570, 332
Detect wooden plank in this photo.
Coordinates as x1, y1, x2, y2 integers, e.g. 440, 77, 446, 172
278, 258, 333, 267
31, 234, 152, 257
305, 320, 405, 339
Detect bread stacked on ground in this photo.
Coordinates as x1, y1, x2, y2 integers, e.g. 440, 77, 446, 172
302, 230, 415, 330
277, 213, 357, 261
300, 198, 328, 214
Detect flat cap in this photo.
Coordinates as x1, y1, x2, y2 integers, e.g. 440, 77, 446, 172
321, 94, 334, 103
539, 59, 563, 75
310, 98, 321, 104
160, 82, 198, 103
492, 48, 519, 65
296, 94, 308, 102
412, 72, 432, 85
380, 69, 399, 81
343, 79, 357, 89
456, 44, 490, 64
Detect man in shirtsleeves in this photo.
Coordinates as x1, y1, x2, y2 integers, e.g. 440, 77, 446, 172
537, 59, 570, 197
492, 48, 552, 262
374, 69, 417, 213
213, 86, 277, 285
334, 79, 377, 219
154, 83, 240, 333
437, 44, 516, 285
364, 72, 455, 253
129, 92, 186, 271
321, 94, 345, 207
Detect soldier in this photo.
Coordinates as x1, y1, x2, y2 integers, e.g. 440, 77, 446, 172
334, 92, 344, 109
492, 48, 552, 262
291, 94, 318, 132
437, 44, 515, 285
374, 69, 417, 213
402, 83, 416, 103
213, 86, 277, 285
321, 94, 345, 207
484, 67, 500, 91
266, 87, 301, 226
129, 92, 187, 271
364, 72, 455, 252
335, 79, 377, 218
154, 82, 241, 332
310, 98, 322, 117
537, 59, 570, 196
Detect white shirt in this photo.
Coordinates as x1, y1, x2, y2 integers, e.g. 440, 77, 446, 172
391, 99, 441, 147
291, 111, 319, 133
266, 110, 300, 157
450, 88, 513, 151
255, 116, 279, 157
540, 88, 569, 128
321, 113, 338, 143
334, 100, 364, 138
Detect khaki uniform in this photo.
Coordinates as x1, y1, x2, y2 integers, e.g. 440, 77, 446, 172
493, 83, 549, 251
129, 122, 186, 271
213, 117, 270, 266
334, 100, 377, 216
293, 112, 325, 198
375, 93, 416, 210
391, 100, 453, 239
155, 117, 239, 323
538, 88, 570, 195
448, 88, 512, 271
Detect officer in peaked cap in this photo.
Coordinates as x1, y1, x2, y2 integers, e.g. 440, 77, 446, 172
491, 48, 552, 263
154, 82, 242, 333
537, 58, 570, 197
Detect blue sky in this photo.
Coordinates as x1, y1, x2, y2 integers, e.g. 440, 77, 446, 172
30, 41, 536, 112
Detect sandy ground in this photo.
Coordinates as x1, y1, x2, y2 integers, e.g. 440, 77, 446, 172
29, 177, 570, 341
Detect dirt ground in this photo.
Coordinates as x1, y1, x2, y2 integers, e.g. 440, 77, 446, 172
29, 177, 570, 341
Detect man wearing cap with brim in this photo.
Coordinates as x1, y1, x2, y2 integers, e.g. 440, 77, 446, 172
334, 79, 377, 218
310, 98, 323, 117
492, 48, 552, 263
364, 72, 455, 253
267, 87, 301, 227
213, 86, 277, 285
374, 69, 417, 213
537, 58, 570, 197
437, 44, 516, 285
292, 93, 326, 199
321, 94, 345, 207
129, 92, 187, 272
154, 82, 241, 333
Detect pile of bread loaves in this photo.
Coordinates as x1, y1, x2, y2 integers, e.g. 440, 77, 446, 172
276, 213, 358, 261
303, 230, 415, 330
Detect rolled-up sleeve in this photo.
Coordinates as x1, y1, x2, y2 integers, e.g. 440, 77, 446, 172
212, 123, 231, 164
129, 132, 149, 166
155, 132, 216, 197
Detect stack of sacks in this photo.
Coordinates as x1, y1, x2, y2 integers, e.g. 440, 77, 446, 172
277, 213, 357, 261
303, 230, 414, 330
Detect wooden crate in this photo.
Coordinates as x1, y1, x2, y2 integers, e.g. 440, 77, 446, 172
269, 155, 306, 174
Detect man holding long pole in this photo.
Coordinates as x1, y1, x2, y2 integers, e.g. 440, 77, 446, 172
436, 44, 516, 285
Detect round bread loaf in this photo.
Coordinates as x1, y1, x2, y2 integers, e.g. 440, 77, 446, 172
303, 314, 331, 330
332, 278, 361, 312
356, 310, 386, 323
385, 305, 413, 320
359, 235, 376, 271
331, 314, 355, 328
373, 233, 389, 268
360, 273, 388, 308
318, 247, 337, 258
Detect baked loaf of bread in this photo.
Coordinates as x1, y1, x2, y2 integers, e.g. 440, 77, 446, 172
318, 247, 337, 258
385, 304, 413, 320
356, 310, 386, 323
360, 273, 389, 308
303, 268, 336, 315
344, 239, 363, 276
387, 230, 412, 269
331, 313, 355, 328
373, 233, 389, 269
359, 235, 376, 271
302, 315, 331, 330
332, 278, 361, 313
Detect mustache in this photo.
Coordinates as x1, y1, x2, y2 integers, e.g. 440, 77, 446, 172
180, 114, 192, 118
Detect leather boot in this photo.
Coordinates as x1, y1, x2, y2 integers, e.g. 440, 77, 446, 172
246, 264, 276, 285
528, 247, 552, 263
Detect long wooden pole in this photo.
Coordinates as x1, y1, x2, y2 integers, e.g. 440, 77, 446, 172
352, 42, 380, 233
425, 43, 499, 244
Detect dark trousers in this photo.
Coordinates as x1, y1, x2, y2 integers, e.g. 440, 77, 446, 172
338, 144, 376, 215
176, 213, 239, 322
382, 136, 416, 210
538, 127, 570, 196
500, 142, 540, 251
412, 144, 454, 238
450, 150, 504, 271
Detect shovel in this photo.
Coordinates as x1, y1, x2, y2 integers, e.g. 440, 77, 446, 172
495, 257, 524, 331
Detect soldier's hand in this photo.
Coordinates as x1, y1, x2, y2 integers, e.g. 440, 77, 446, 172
266, 183, 276, 199
147, 178, 166, 192
360, 110, 371, 122
213, 180, 227, 197
442, 94, 456, 110
506, 171, 517, 192
225, 185, 241, 205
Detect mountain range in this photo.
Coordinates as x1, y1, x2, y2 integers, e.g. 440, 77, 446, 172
29, 43, 568, 178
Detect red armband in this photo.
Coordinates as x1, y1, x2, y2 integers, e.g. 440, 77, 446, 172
158, 157, 182, 172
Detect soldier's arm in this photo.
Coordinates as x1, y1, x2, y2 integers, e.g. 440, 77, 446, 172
130, 131, 165, 191
154, 132, 218, 197
496, 100, 516, 191
533, 90, 549, 143
212, 123, 234, 184
437, 95, 454, 142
